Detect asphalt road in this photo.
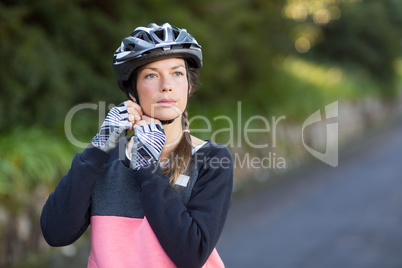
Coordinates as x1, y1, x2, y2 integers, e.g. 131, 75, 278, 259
217, 119, 402, 268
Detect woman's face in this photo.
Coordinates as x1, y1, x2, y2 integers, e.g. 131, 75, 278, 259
136, 58, 189, 121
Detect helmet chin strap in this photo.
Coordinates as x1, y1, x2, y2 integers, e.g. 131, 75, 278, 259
160, 117, 178, 125
129, 60, 190, 126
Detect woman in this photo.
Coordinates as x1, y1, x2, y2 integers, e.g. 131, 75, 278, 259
41, 23, 233, 268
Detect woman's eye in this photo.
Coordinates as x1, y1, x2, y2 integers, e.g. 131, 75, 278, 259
174, 71, 184, 77
145, 73, 156, 79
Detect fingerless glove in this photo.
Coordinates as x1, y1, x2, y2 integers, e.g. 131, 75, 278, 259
92, 103, 131, 152
130, 123, 166, 170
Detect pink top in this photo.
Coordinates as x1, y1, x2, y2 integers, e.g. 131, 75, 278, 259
88, 216, 225, 268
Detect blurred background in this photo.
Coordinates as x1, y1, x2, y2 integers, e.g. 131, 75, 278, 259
1, 0, 402, 267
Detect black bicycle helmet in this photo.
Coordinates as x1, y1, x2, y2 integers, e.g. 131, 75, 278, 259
113, 23, 203, 96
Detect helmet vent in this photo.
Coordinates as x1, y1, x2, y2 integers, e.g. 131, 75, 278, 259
124, 44, 134, 51
133, 31, 153, 43
154, 30, 165, 41
173, 29, 180, 40
113, 23, 203, 82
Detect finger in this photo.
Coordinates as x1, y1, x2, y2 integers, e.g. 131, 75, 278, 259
125, 97, 137, 105
126, 106, 137, 115
127, 107, 142, 121
140, 115, 152, 124
134, 119, 148, 128
128, 121, 135, 132
124, 100, 143, 116
124, 100, 136, 107
128, 114, 141, 123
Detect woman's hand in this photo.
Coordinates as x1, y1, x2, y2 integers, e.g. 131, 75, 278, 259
127, 115, 161, 152
92, 102, 131, 152
127, 116, 166, 170
124, 100, 143, 131
127, 115, 163, 153
91, 100, 143, 153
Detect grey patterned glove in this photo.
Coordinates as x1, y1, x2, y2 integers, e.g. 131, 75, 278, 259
130, 123, 166, 170
92, 103, 131, 152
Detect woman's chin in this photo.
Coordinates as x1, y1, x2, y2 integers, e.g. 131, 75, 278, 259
146, 108, 183, 121
157, 114, 180, 122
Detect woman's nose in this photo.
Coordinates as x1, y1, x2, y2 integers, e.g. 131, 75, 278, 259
160, 76, 173, 92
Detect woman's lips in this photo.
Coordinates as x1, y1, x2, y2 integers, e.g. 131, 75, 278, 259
157, 98, 176, 105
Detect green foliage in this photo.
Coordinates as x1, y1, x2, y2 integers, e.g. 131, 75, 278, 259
0, 0, 295, 135
0, 128, 77, 267
3, 0, 400, 137
0, 127, 75, 202
188, 55, 383, 145
0, 0, 130, 134
308, 0, 402, 95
